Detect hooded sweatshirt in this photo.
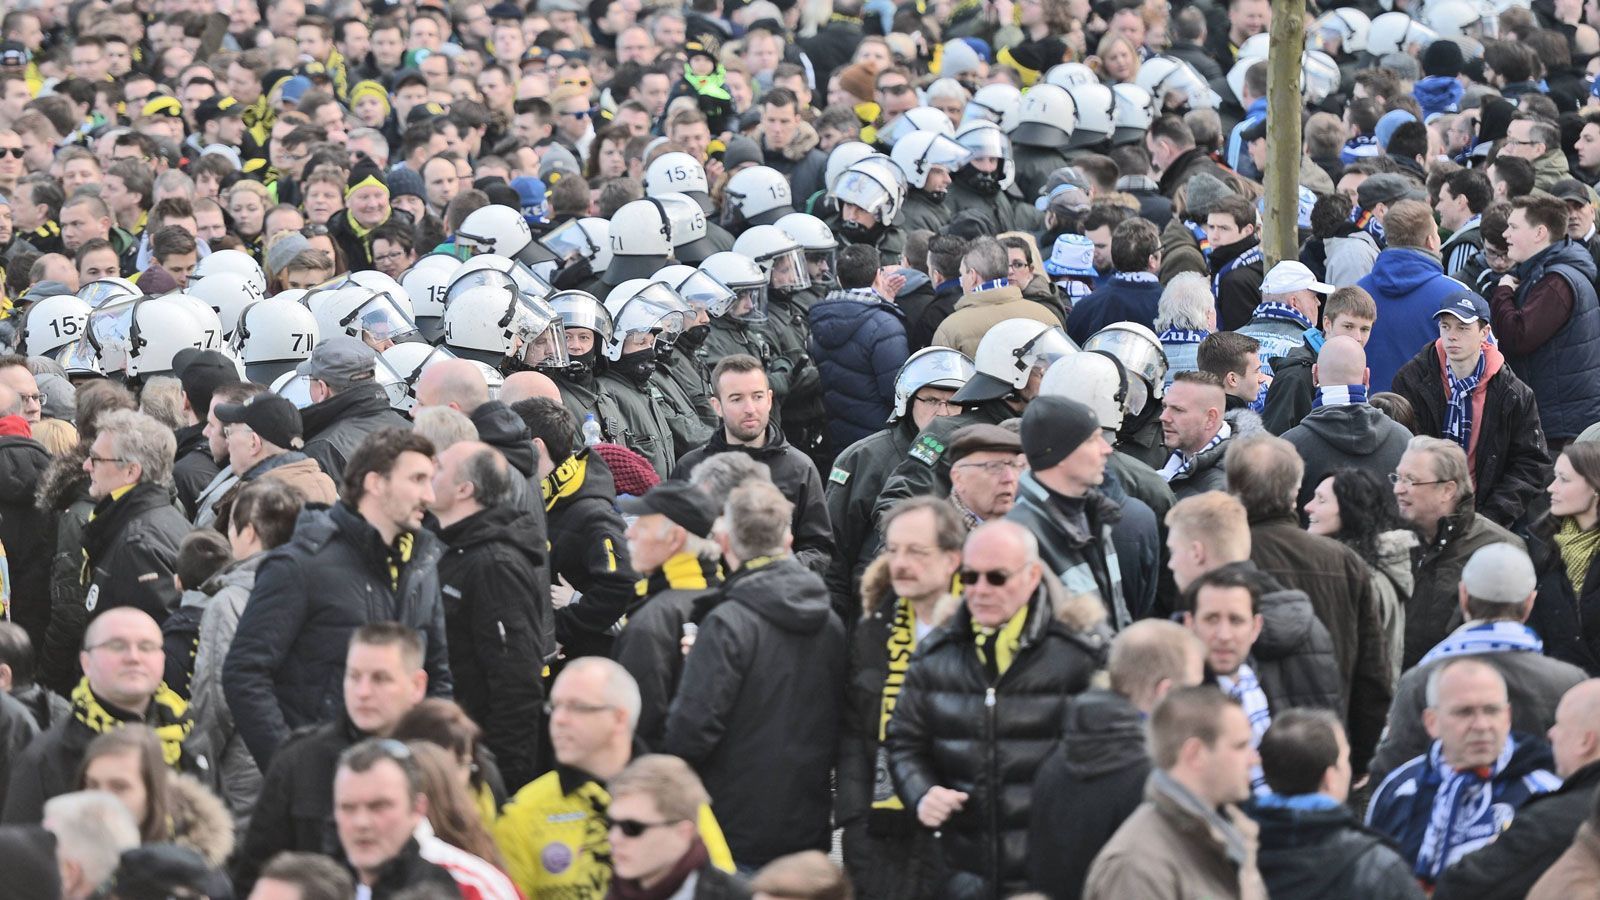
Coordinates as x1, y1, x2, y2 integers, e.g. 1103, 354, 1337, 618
1414, 76, 1464, 118
1359, 248, 1463, 391
1282, 401, 1413, 510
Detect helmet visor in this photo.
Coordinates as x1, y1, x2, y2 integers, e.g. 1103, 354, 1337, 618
511, 295, 571, 370
804, 248, 837, 289
79, 280, 136, 308
673, 269, 735, 312
1084, 328, 1169, 396
540, 218, 604, 264
956, 126, 1010, 162
447, 268, 516, 305
1021, 327, 1080, 373
57, 335, 103, 376
765, 247, 812, 293
832, 169, 895, 220
712, 283, 768, 324
349, 296, 422, 349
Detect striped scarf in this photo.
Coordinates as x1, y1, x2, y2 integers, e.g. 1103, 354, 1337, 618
872, 597, 919, 812
1158, 328, 1210, 345
1419, 620, 1544, 666
1444, 353, 1486, 453
1250, 301, 1314, 330
1160, 421, 1231, 483
972, 603, 1029, 681
71, 677, 193, 767
1314, 384, 1369, 408
1218, 664, 1271, 794
1417, 738, 1517, 882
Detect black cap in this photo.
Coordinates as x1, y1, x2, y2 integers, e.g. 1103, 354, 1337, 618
487, 0, 525, 18
950, 371, 1012, 404
617, 480, 719, 537
175, 349, 236, 417
1551, 177, 1594, 205
1423, 38, 1465, 78
194, 94, 244, 126
1020, 395, 1101, 470
108, 845, 233, 900
215, 393, 304, 450
0, 826, 60, 900
1241, 117, 1267, 144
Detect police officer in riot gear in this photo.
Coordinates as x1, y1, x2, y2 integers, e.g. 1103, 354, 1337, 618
732, 225, 825, 460
547, 290, 630, 440
596, 280, 687, 477
889, 132, 973, 235
1008, 84, 1077, 202
946, 120, 1043, 233
828, 155, 907, 266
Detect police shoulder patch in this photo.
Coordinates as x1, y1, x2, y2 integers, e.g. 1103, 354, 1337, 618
829, 466, 851, 485
908, 434, 946, 466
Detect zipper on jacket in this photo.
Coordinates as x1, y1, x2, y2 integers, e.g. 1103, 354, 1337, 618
985, 685, 1000, 894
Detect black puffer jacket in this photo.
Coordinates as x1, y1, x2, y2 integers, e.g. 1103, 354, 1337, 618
662, 556, 847, 868
1260, 341, 1316, 435
171, 423, 219, 518
229, 716, 355, 890
299, 382, 411, 481
672, 422, 835, 575
1434, 758, 1600, 899
437, 504, 549, 792
468, 400, 554, 659
0, 433, 52, 648
1006, 473, 1142, 631
1250, 587, 1346, 716
545, 449, 638, 658
81, 481, 189, 624
1026, 688, 1152, 900
1245, 799, 1423, 900
887, 575, 1109, 899
223, 502, 453, 768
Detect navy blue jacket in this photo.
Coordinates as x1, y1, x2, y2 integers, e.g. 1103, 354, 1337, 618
1065, 274, 1162, 345
1499, 239, 1600, 441
807, 289, 909, 450
1359, 248, 1464, 392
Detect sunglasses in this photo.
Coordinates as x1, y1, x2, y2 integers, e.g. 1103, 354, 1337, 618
0, 148, 23, 158
958, 566, 1025, 587
607, 817, 682, 838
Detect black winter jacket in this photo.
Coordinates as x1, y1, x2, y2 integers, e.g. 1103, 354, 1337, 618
1207, 236, 1265, 332
1527, 515, 1600, 673
887, 576, 1109, 899
469, 399, 554, 659
342, 837, 461, 900
1433, 758, 1600, 899
873, 398, 1018, 521
807, 290, 909, 451
325, 207, 412, 271
1165, 430, 1231, 499
824, 422, 915, 620
172, 423, 219, 518
1250, 586, 1346, 716
1391, 340, 1551, 528
662, 556, 847, 868
1403, 501, 1525, 669
1260, 342, 1315, 435
231, 717, 358, 893
36, 455, 92, 696
672, 422, 835, 575
437, 504, 549, 792
1245, 799, 1423, 900
1026, 688, 1151, 900
223, 502, 453, 768
82, 481, 189, 624
0, 692, 36, 815
545, 449, 638, 658
1005, 473, 1140, 630
901, 278, 962, 353
0, 434, 51, 648
299, 382, 412, 481
612, 556, 721, 748
1249, 514, 1392, 772
1282, 402, 1412, 512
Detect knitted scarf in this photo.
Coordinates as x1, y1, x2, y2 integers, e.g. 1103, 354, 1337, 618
1158, 328, 1210, 345
1160, 420, 1231, 483
972, 603, 1029, 681
71, 677, 192, 767
1217, 664, 1271, 794
1416, 737, 1517, 882
1419, 620, 1544, 666
1184, 220, 1211, 261
1443, 353, 1486, 454
1313, 384, 1368, 408
1250, 301, 1314, 330
873, 597, 919, 812
1554, 517, 1600, 594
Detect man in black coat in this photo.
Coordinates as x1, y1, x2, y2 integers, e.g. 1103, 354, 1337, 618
1027, 620, 1206, 900
662, 480, 847, 871
0, 384, 52, 650
223, 428, 453, 769
612, 481, 722, 749
1280, 335, 1411, 510
430, 441, 549, 793
1246, 710, 1424, 900
671, 354, 835, 575
888, 519, 1109, 899
297, 337, 412, 482
169, 350, 233, 518
231, 623, 428, 895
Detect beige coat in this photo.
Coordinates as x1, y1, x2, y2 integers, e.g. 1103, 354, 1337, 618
928, 283, 1060, 357
1084, 771, 1268, 900
1528, 821, 1600, 900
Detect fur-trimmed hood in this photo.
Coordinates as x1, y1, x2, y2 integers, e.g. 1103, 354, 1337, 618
759, 119, 821, 162
859, 553, 962, 623
36, 443, 90, 513
1043, 568, 1112, 635
168, 773, 235, 867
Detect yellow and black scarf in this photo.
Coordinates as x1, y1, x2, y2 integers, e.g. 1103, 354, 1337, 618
386, 532, 415, 590
635, 552, 720, 597
873, 596, 919, 811
542, 454, 589, 511
71, 677, 193, 767
973, 605, 1029, 681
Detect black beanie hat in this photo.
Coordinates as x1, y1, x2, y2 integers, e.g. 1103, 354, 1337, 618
1020, 396, 1101, 470
1423, 39, 1464, 78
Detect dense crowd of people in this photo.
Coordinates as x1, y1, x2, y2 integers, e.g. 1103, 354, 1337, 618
7, 0, 1600, 897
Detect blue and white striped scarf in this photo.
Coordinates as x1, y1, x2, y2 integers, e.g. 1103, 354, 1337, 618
1419, 621, 1544, 666
1416, 737, 1516, 882
1250, 301, 1314, 330
1444, 353, 1486, 453
1219, 663, 1271, 795
1314, 384, 1369, 409
1160, 421, 1231, 483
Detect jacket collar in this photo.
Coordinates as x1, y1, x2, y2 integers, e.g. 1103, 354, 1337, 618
1147, 768, 1255, 871
954, 281, 1025, 309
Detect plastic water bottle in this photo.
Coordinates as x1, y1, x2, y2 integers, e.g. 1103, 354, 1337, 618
582, 413, 602, 447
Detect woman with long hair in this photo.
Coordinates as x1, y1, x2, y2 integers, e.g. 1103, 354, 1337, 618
407, 742, 522, 900
1529, 442, 1600, 673
585, 124, 632, 182
76, 726, 234, 867
1304, 467, 1416, 686
391, 698, 507, 826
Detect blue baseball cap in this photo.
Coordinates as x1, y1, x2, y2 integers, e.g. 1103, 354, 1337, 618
511, 176, 548, 219
1435, 286, 1491, 324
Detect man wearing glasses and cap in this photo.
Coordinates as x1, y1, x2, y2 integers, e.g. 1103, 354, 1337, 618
887, 517, 1109, 899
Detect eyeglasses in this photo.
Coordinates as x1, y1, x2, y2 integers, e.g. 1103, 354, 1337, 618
1007, 259, 1031, 271
912, 395, 954, 413
564, 109, 594, 119
0, 148, 23, 159
607, 817, 683, 838
85, 638, 162, 655
374, 249, 410, 263
87, 455, 129, 466
544, 700, 614, 716
958, 565, 1026, 587
954, 459, 1027, 475
16, 392, 39, 405
1389, 473, 1448, 487
301, 224, 331, 236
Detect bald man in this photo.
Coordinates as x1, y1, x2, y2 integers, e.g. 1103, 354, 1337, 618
1435, 679, 1600, 899
501, 370, 563, 405
1281, 335, 1412, 511
4, 608, 195, 824
415, 359, 541, 509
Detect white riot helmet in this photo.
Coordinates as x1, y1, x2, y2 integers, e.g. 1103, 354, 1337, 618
891, 346, 976, 421
539, 217, 613, 271
19, 292, 90, 358
697, 252, 768, 324
825, 142, 876, 193
890, 131, 973, 190
379, 342, 460, 411
1064, 82, 1116, 148
953, 119, 1016, 191
1039, 350, 1146, 431
605, 198, 675, 281
1312, 7, 1371, 54
129, 296, 213, 377
662, 265, 737, 314
399, 253, 463, 343
186, 272, 265, 338
1111, 84, 1155, 145
78, 277, 141, 308
1367, 12, 1438, 55
656, 192, 720, 264
1135, 56, 1222, 111
878, 107, 956, 148
963, 83, 1022, 132
722, 166, 793, 229
1227, 57, 1265, 108
644, 151, 713, 213
456, 204, 557, 266
1045, 62, 1098, 88
191, 248, 267, 298
601, 280, 689, 362
162, 293, 226, 351
1302, 51, 1343, 105
306, 285, 422, 349
776, 212, 840, 290
446, 253, 554, 304
1010, 84, 1076, 148
549, 289, 615, 376
1238, 32, 1271, 61
831, 156, 906, 227
1083, 321, 1169, 400
950, 319, 1079, 403
1425, 0, 1487, 38
441, 281, 568, 371
230, 296, 321, 384
732, 225, 812, 296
